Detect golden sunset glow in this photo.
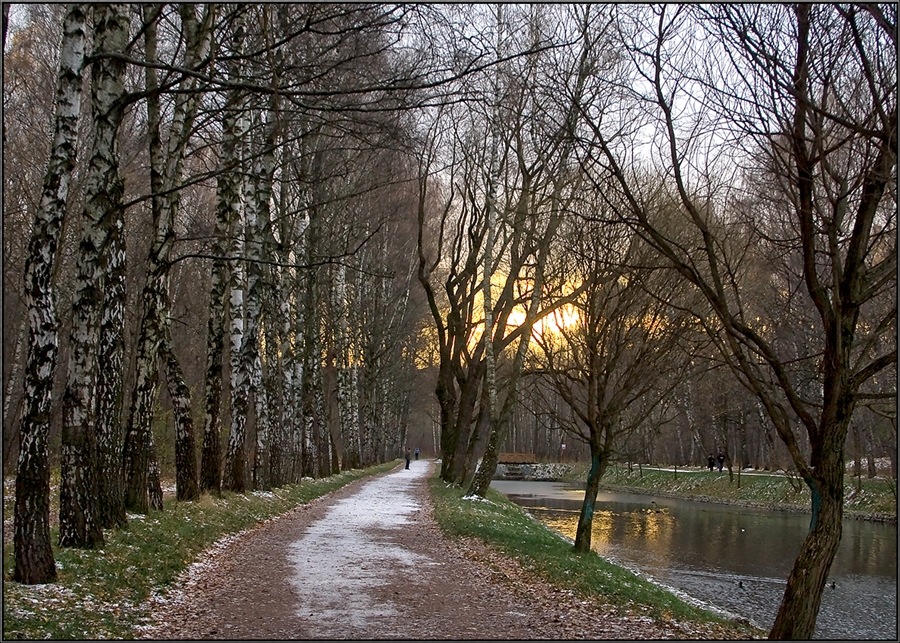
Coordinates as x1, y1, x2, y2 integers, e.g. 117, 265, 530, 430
506, 302, 581, 338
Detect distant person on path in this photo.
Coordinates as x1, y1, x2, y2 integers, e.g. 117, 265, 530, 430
414, 447, 419, 461
708, 454, 715, 471
405, 449, 411, 469
717, 452, 725, 472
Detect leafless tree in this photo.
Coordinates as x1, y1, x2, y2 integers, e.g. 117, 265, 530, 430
534, 217, 699, 552
579, 4, 896, 637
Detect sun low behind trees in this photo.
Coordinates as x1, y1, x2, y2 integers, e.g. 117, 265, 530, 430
4, 3, 896, 641
413, 3, 894, 640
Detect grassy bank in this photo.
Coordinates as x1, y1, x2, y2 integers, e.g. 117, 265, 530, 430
428, 477, 763, 638
566, 465, 897, 521
2, 462, 397, 640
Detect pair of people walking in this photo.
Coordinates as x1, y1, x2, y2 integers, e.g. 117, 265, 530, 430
404, 447, 419, 469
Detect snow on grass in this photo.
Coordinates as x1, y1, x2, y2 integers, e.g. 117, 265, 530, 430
461, 493, 495, 504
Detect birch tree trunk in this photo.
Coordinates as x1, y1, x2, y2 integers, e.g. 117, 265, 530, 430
262, 277, 284, 487
163, 331, 199, 501
14, 2, 87, 582
267, 144, 296, 487
222, 125, 254, 491
301, 141, 330, 478
310, 280, 330, 478
124, 3, 213, 509
227, 67, 280, 490
223, 163, 247, 490
58, 2, 130, 549
293, 217, 310, 480
95, 171, 127, 528
334, 263, 361, 469
201, 13, 246, 494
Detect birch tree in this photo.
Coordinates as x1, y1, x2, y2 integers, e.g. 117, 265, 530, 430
199, 8, 247, 494
224, 16, 281, 490
14, 2, 86, 582
58, 2, 130, 549
124, 3, 214, 509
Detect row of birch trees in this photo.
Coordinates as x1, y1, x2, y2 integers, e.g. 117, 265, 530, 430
4, 3, 895, 640
6, 3, 440, 585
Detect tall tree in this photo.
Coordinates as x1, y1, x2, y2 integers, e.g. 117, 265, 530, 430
468, 4, 603, 496
581, 4, 896, 637
535, 223, 697, 552
198, 8, 247, 491
14, 1, 87, 582
124, 3, 213, 509
225, 12, 282, 490
58, 2, 131, 549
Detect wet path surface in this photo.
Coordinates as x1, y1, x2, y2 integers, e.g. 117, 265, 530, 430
285, 460, 491, 639
142, 461, 688, 640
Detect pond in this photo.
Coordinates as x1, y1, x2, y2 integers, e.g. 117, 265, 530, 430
491, 480, 898, 640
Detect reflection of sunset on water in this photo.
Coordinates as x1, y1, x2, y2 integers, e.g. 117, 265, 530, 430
495, 481, 896, 640
538, 506, 678, 563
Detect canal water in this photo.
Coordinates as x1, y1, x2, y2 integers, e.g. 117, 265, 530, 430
491, 480, 898, 640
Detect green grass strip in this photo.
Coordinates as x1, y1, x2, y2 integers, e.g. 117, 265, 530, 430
428, 476, 762, 637
595, 466, 897, 519
3, 462, 398, 640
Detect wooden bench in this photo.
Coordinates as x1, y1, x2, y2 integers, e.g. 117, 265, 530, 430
498, 452, 536, 464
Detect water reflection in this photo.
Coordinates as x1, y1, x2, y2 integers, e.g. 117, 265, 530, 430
492, 480, 898, 640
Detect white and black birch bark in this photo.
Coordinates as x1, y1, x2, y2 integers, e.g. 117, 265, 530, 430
95, 176, 126, 527
200, 12, 245, 494
310, 276, 329, 477
58, 2, 130, 549
333, 263, 361, 469
222, 109, 249, 491
14, 2, 86, 582
226, 73, 280, 489
123, 4, 213, 509
163, 327, 199, 500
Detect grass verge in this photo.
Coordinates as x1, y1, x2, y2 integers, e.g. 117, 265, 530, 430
428, 476, 763, 638
2, 462, 398, 640
587, 466, 897, 520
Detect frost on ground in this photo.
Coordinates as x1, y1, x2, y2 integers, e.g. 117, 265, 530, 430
141, 461, 755, 640
288, 463, 437, 634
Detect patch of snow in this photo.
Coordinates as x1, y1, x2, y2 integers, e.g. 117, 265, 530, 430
461, 494, 494, 504
288, 462, 433, 634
